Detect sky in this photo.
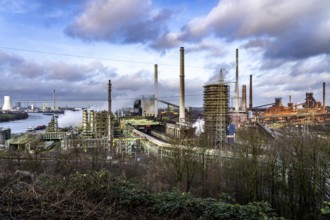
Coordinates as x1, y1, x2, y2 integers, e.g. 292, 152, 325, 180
0, 0, 329, 110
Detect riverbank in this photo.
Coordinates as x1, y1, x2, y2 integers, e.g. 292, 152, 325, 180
0, 112, 29, 122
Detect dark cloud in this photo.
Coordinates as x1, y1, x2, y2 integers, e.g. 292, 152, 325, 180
0, 51, 118, 102
65, 0, 171, 45
170, 0, 330, 59
242, 38, 270, 49
150, 32, 182, 50
0, 50, 204, 108
113, 70, 153, 91
259, 58, 286, 70
290, 55, 330, 76
264, 30, 330, 59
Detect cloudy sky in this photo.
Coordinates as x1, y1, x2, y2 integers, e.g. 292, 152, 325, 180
0, 0, 329, 110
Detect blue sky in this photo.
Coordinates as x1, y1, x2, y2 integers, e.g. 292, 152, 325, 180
0, 0, 329, 110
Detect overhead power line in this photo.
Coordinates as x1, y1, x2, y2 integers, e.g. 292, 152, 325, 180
0, 46, 216, 70
9, 94, 203, 103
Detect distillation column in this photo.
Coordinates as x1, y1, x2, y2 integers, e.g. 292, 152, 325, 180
154, 64, 158, 117
249, 74, 253, 111
108, 80, 112, 142
323, 82, 326, 112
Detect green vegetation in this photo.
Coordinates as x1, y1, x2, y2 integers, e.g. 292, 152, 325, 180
1, 124, 330, 219
0, 170, 283, 219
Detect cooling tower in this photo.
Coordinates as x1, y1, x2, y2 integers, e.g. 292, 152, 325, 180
2, 96, 12, 112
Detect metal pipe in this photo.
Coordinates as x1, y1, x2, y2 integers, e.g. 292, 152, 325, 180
235, 48, 239, 112
154, 64, 158, 117
249, 74, 253, 110
242, 85, 246, 112
179, 47, 185, 124
323, 82, 326, 111
108, 80, 112, 141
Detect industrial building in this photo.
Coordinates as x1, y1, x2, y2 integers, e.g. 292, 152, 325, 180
203, 73, 230, 148
0, 128, 11, 146
258, 83, 328, 125
82, 110, 110, 138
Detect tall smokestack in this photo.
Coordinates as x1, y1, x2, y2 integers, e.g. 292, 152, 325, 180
235, 48, 239, 112
249, 74, 253, 110
242, 85, 246, 112
323, 82, 326, 111
179, 47, 185, 124
154, 64, 158, 117
108, 80, 112, 142
53, 89, 56, 110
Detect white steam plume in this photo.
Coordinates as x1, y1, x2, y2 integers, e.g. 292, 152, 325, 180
192, 118, 204, 135
58, 110, 83, 128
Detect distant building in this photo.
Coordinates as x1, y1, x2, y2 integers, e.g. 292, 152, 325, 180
0, 128, 11, 145
15, 102, 22, 110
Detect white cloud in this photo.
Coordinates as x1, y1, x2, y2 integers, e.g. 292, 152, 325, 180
66, 0, 171, 44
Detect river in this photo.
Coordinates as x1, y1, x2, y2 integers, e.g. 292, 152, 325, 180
0, 113, 54, 134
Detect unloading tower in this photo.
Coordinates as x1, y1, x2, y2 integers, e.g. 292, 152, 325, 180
203, 78, 230, 148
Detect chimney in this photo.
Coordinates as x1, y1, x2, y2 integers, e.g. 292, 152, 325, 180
323, 82, 326, 111
249, 74, 253, 110
235, 48, 239, 112
242, 85, 246, 112
179, 47, 185, 124
154, 64, 158, 117
108, 80, 112, 142
53, 89, 56, 110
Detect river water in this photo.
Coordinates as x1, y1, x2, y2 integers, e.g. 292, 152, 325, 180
0, 113, 54, 134
0, 111, 83, 134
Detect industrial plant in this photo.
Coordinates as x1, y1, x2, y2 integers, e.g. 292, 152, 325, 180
1, 46, 330, 154
1, 46, 329, 220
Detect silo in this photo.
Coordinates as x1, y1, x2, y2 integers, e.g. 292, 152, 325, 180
203, 80, 230, 148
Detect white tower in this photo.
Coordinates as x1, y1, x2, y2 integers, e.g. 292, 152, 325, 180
2, 96, 12, 112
